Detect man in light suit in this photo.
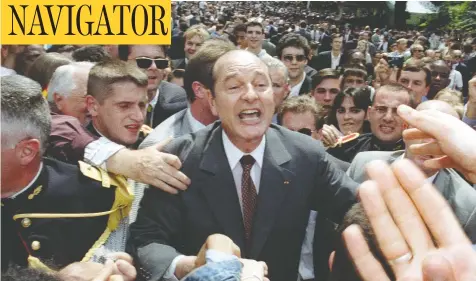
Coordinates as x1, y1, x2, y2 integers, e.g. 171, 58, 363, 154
119, 45, 188, 128
346, 100, 476, 242
129, 50, 358, 281
140, 38, 236, 148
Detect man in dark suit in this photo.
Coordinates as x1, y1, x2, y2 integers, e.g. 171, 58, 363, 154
343, 26, 353, 43
314, 34, 343, 71
278, 34, 314, 97
318, 28, 331, 53
119, 45, 187, 128
129, 50, 358, 281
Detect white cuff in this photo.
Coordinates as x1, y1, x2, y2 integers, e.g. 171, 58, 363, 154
163, 255, 185, 281
84, 137, 124, 171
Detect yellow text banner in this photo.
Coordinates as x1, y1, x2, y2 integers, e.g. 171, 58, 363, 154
1, 0, 171, 44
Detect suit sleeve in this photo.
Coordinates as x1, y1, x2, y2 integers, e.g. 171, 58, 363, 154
128, 137, 194, 281
313, 146, 359, 223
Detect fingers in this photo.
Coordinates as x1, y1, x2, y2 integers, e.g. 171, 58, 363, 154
322, 125, 339, 146
402, 128, 433, 141
115, 260, 137, 281
155, 136, 173, 151
107, 252, 133, 265
391, 159, 471, 247
421, 253, 455, 281
259, 261, 268, 276
162, 153, 182, 170
92, 260, 116, 281
358, 180, 412, 275
155, 164, 190, 191
366, 161, 433, 255
397, 106, 449, 140
343, 225, 391, 281
408, 141, 443, 157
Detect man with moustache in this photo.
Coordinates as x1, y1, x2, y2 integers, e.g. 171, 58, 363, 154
129, 50, 358, 281
346, 100, 476, 241
327, 83, 414, 163
119, 45, 187, 127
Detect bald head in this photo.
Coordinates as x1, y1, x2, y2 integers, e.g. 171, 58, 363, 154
416, 100, 459, 118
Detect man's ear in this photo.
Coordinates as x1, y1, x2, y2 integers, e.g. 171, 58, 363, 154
192, 81, 208, 100
53, 93, 64, 111
206, 91, 218, 117
366, 106, 372, 120
16, 139, 41, 166
85, 95, 99, 117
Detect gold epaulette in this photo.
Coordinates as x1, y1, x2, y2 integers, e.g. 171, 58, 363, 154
16, 162, 135, 271
140, 124, 153, 136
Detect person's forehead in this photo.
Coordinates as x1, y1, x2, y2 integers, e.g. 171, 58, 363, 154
400, 70, 426, 81
345, 75, 364, 81
216, 56, 267, 80
282, 47, 305, 55
432, 63, 450, 73
129, 45, 165, 58
283, 110, 315, 124
247, 25, 262, 31
374, 89, 409, 105
317, 78, 340, 88
269, 68, 286, 82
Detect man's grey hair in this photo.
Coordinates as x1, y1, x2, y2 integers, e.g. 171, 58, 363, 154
1, 75, 51, 154
260, 56, 289, 81
47, 61, 95, 104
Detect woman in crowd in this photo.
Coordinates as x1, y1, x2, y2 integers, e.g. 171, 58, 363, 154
322, 87, 372, 147
357, 39, 372, 65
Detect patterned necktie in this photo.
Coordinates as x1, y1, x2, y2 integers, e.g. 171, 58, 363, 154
146, 104, 153, 127
240, 155, 257, 245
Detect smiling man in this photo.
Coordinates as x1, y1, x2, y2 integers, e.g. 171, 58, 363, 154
171, 25, 210, 70
85, 60, 148, 148
327, 83, 414, 162
245, 21, 273, 60
129, 50, 358, 281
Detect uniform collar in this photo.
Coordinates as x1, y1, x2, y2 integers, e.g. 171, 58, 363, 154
371, 135, 405, 151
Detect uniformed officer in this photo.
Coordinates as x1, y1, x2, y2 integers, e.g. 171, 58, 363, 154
327, 83, 413, 162
1, 75, 132, 272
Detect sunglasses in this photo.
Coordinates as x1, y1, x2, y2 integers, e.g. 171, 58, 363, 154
297, 128, 315, 136
283, 54, 307, 62
135, 57, 169, 69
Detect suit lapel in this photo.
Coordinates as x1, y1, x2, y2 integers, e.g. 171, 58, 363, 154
249, 128, 295, 258
197, 125, 246, 250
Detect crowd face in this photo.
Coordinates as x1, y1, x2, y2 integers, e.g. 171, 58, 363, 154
343, 75, 365, 89
235, 31, 248, 49
412, 46, 424, 59
312, 78, 340, 111
90, 82, 148, 146
332, 37, 343, 53
17, 45, 45, 75
209, 52, 274, 151
246, 26, 264, 50
367, 88, 409, 143
184, 35, 205, 59
281, 47, 307, 81
128, 45, 167, 96
55, 72, 90, 125
430, 62, 451, 94
357, 40, 367, 54
398, 70, 429, 104
281, 111, 318, 139
268, 68, 289, 111
336, 96, 366, 134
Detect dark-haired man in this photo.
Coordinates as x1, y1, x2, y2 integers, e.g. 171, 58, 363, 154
245, 21, 273, 60
119, 45, 187, 127
314, 34, 344, 71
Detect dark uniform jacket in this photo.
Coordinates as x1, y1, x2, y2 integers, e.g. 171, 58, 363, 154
326, 133, 405, 163
1, 158, 131, 271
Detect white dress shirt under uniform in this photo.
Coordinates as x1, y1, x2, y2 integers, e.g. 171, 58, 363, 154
290, 73, 306, 97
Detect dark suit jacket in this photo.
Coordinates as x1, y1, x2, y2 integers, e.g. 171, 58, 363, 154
319, 34, 332, 53
314, 51, 342, 72
305, 65, 318, 79
456, 63, 470, 97
299, 74, 313, 96
129, 123, 358, 281
151, 81, 188, 128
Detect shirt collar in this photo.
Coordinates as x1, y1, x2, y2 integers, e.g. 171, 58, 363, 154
186, 107, 206, 132
149, 87, 160, 108
9, 162, 43, 199
290, 73, 306, 96
222, 129, 266, 171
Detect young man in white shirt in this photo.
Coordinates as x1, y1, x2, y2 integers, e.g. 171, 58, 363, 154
245, 21, 273, 60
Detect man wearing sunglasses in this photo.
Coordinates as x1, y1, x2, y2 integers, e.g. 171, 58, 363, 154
119, 45, 187, 128
278, 33, 313, 97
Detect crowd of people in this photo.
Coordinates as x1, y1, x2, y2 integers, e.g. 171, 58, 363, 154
2, 1, 476, 281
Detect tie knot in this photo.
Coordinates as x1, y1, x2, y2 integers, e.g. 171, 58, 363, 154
147, 104, 153, 112
240, 155, 255, 167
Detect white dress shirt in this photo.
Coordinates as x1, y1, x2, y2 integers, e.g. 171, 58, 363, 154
222, 130, 266, 213
290, 73, 306, 97
186, 107, 206, 132
331, 53, 341, 70
298, 210, 318, 280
